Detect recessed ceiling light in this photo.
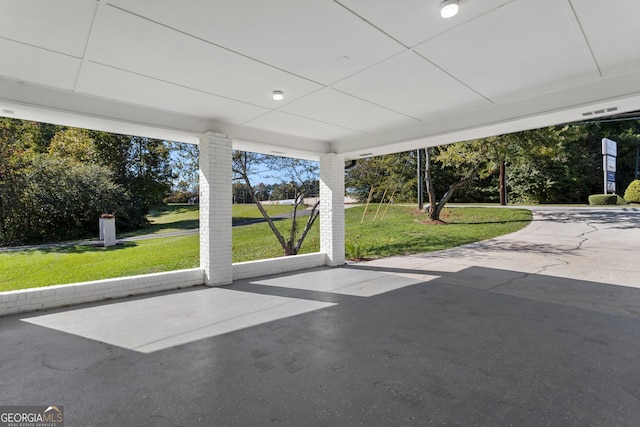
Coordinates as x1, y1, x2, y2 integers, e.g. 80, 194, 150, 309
272, 91, 284, 101
440, 0, 459, 18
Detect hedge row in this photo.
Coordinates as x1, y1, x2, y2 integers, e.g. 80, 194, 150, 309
588, 180, 640, 205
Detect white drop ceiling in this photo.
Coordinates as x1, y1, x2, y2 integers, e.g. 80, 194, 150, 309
1, 0, 640, 160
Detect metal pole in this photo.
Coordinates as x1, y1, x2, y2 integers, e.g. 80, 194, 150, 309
603, 155, 607, 194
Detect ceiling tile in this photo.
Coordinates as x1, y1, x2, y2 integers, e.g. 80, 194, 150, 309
571, 0, 640, 76
334, 51, 492, 119
0, 39, 80, 90
107, 0, 404, 85
76, 62, 269, 123
86, 4, 322, 108
246, 111, 364, 141
0, 0, 97, 57
338, 0, 513, 48
281, 89, 418, 133
415, 0, 601, 102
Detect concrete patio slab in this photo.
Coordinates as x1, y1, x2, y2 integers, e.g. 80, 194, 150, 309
1, 207, 639, 426
22, 287, 337, 354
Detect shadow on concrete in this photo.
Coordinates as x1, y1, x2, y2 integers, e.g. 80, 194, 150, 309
3, 264, 640, 425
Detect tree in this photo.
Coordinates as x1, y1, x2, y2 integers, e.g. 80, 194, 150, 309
0, 119, 31, 244
232, 182, 253, 204
1, 118, 182, 244
232, 151, 320, 256
168, 141, 199, 201
499, 126, 589, 204
22, 155, 125, 242
426, 126, 589, 207
90, 132, 174, 229
254, 182, 271, 201
423, 140, 491, 221
345, 152, 417, 203
48, 128, 97, 162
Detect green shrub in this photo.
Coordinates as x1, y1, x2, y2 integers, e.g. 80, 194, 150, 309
616, 195, 628, 205
623, 180, 640, 203
588, 194, 617, 205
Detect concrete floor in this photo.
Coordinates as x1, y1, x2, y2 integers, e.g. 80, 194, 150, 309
1, 207, 640, 426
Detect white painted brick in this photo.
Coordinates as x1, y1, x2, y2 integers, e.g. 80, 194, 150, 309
233, 253, 325, 281
199, 131, 233, 286
320, 153, 345, 266
0, 268, 204, 317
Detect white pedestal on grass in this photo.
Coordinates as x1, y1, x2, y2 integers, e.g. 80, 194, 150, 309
99, 217, 116, 247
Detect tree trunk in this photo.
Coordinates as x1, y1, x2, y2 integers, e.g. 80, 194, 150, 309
287, 192, 300, 254
236, 167, 288, 251
294, 200, 320, 254
284, 241, 295, 256
424, 148, 437, 218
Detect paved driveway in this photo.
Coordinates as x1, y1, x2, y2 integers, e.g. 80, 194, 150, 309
1, 207, 639, 426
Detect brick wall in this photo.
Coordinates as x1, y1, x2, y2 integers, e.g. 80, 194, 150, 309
0, 268, 204, 317
233, 253, 326, 280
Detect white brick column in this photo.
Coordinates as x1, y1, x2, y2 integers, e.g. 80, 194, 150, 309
199, 131, 233, 286
320, 153, 345, 266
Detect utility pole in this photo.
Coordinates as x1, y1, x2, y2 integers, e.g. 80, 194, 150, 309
417, 149, 424, 210
499, 159, 506, 205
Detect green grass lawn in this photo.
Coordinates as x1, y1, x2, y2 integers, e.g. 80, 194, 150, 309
346, 205, 532, 258
0, 205, 532, 291
1, 235, 199, 291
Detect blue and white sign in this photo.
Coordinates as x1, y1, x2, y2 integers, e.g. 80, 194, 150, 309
602, 138, 617, 157
602, 138, 618, 194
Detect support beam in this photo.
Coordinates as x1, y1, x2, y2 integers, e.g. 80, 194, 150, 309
320, 153, 345, 266
199, 131, 233, 286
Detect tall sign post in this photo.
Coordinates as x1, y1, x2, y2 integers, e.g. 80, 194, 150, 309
602, 138, 617, 194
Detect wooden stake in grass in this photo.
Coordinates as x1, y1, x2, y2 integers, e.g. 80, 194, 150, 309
361, 185, 375, 225
372, 188, 388, 223
380, 190, 396, 221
